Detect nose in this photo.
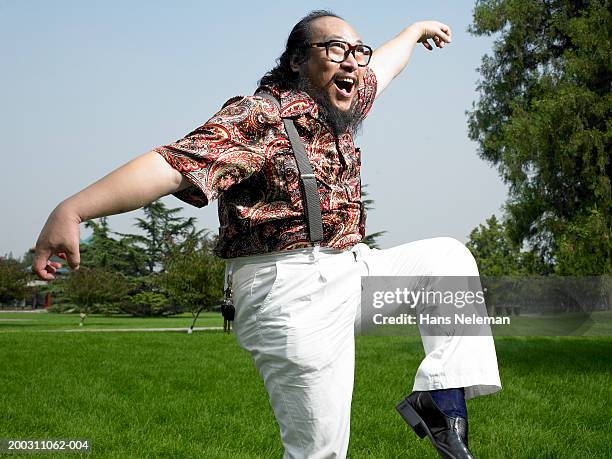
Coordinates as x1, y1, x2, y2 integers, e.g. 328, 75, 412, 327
340, 51, 359, 72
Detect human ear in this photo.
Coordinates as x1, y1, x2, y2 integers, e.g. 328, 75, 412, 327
290, 54, 302, 73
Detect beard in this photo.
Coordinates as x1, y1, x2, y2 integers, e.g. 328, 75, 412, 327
297, 74, 364, 137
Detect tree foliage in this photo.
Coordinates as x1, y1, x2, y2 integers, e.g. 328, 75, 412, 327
467, 214, 524, 276
361, 184, 387, 249
48, 202, 214, 316
0, 257, 28, 305
467, 0, 611, 274
80, 218, 148, 276
64, 267, 132, 313
120, 201, 202, 273
161, 234, 225, 316
124, 290, 175, 317
467, 214, 554, 315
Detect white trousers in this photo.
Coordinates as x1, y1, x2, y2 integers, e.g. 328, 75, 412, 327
227, 237, 501, 459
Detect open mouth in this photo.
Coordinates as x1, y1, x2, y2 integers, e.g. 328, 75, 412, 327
333, 77, 356, 98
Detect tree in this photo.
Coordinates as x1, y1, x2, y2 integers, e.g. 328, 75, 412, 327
121, 201, 203, 273
361, 184, 387, 249
64, 267, 131, 315
161, 234, 225, 331
467, 0, 611, 274
124, 290, 175, 317
467, 214, 523, 277
120, 274, 178, 317
21, 249, 35, 270
0, 257, 28, 306
554, 208, 612, 275
467, 215, 519, 315
80, 218, 148, 277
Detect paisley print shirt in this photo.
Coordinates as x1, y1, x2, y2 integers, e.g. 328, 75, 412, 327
154, 68, 377, 258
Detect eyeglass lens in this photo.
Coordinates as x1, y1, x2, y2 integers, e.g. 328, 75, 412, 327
328, 42, 371, 65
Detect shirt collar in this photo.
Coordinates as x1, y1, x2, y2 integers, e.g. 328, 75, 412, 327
256, 84, 319, 119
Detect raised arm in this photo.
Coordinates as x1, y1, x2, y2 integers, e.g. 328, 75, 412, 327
33, 151, 189, 280
369, 20, 452, 97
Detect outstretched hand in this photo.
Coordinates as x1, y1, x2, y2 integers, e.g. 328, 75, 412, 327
417, 21, 452, 51
32, 204, 82, 280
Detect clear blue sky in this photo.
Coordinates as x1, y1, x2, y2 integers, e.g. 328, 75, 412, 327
0, 1, 507, 259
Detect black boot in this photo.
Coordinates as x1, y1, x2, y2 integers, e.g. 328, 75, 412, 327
396, 391, 474, 459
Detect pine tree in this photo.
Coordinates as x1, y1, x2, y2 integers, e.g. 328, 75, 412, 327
120, 200, 203, 273
467, 0, 611, 274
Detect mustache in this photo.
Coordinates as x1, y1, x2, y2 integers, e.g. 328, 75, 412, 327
297, 75, 364, 137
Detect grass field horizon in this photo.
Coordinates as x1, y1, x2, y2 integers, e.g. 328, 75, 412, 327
1, 312, 611, 458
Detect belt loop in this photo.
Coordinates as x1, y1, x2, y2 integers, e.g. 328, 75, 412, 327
310, 242, 321, 262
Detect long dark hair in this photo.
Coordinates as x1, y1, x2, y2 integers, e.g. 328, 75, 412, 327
258, 10, 342, 90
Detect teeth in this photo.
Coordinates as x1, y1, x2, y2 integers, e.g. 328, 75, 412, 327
335, 77, 355, 94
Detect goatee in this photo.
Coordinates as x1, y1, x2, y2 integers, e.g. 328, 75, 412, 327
297, 75, 364, 137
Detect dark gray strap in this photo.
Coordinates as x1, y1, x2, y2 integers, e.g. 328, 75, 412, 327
258, 91, 324, 243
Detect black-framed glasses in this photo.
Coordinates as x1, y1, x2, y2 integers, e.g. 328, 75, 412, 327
310, 40, 372, 67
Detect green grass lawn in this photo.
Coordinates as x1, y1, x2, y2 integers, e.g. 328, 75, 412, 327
1, 313, 611, 458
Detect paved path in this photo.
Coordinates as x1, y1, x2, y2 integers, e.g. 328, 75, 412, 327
0, 327, 225, 333
0, 309, 48, 313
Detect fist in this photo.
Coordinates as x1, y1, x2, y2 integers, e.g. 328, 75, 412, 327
416, 21, 452, 50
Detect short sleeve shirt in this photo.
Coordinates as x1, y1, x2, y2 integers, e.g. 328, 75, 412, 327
154, 68, 377, 258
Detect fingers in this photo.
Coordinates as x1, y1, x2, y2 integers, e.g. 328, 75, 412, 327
44, 261, 62, 276
32, 246, 80, 281
420, 21, 452, 51
55, 248, 80, 270
432, 24, 451, 49
32, 247, 56, 281
65, 248, 81, 270
436, 23, 452, 43
419, 28, 433, 51
421, 38, 433, 51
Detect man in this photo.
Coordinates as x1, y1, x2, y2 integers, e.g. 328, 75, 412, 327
33, 10, 501, 459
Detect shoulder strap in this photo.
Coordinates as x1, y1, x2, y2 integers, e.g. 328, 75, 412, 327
258, 91, 324, 244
